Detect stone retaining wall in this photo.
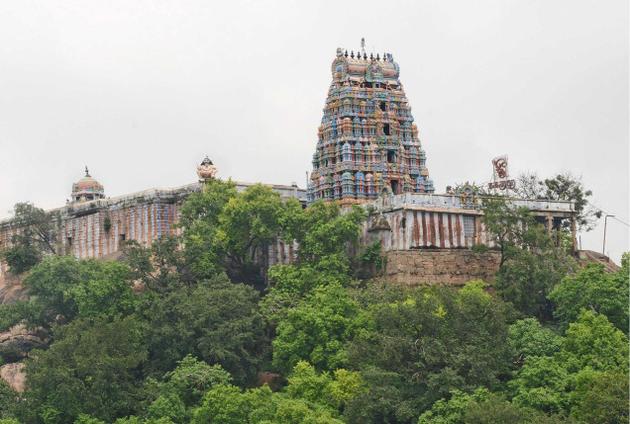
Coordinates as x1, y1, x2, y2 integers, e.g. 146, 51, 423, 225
383, 249, 501, 286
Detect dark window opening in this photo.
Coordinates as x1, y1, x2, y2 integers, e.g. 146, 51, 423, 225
67, 237, 72, 247
387, 150, 396, 163
379, 101, 386, 111
120, 234, 126, 241
383, 123, 390, 135
390, 180, 399, 194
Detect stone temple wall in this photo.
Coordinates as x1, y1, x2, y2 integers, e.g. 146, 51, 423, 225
0, 181, 307, 301
0, 187, 575, 298
382, 250, 501, 286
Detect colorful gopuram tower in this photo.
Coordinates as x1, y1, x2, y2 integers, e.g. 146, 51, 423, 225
308, 47, 434, 204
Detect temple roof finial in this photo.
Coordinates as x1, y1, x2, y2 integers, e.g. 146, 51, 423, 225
84, 166, 90, 177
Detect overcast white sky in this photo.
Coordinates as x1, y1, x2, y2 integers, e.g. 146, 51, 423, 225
0, 0, 627, 262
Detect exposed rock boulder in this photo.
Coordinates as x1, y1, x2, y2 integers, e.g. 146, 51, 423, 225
0, 324, 48, 363
577, 250, 621, 272
0, 272, 28, 305
0, 362, 26, 392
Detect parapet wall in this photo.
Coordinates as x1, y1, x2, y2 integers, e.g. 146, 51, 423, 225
382, 249, 501, 286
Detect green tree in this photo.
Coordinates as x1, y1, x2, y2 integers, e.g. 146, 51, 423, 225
0, 380, 18, 419
139, 355, 232, 423
1, 203, 58, 274
510, 310, 628, 417
417, 388, 491, 424
482, 196, 575, 320
481, 197, 532, 267
508, 318, 562, 367
122, 237, 193, 292
191, 383, 344, 424
179, 179, 238, 280
136, 274, 268, 385
20, 256, 136, 326
549, 257, 629, 333
74, 414, 106, 424
215, 184, 286, 286
285, 361, 366, 413
283, 201, 365, 276
540, 173, 601, 231
486, 204, 574, 320
272, 283, 368, 374
570, 369, 629, 424
463, 394, 571, 424
23, 316, 147, 424
346, 282, 512, 423
514, 172, 601, 231
509, 355, 571, 413
161, 355, 232, 407
559, 310, 628, 372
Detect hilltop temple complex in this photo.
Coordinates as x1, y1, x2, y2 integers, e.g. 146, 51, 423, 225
0, 46, 579, 294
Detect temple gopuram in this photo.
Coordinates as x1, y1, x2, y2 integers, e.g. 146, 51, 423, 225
308, 47, 434, 205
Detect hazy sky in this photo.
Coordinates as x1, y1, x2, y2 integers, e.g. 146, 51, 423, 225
0, 0, 627, 262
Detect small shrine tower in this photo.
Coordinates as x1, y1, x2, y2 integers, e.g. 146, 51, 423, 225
308, 46, 434, 204
196, 156, 217, 182
71, 167, 105, 203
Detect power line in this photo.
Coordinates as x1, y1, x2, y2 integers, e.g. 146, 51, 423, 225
586, 201, 630, 227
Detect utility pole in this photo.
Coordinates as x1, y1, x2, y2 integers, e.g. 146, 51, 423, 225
602, 214, 614, 256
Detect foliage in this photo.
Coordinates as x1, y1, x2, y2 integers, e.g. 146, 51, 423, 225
21, 256, 136, 326
569, 369, 629, 424
509, 310, 628, 416
514, 172, 545, 200
272, 283, 368, 374
282, 201, 366, 275
23, 316, 147, 424
540, 173, 601, 231
345, 282, 512, 423
179, 179, 238, 280
482, 197, 574, 320
215, 184, 286, 286
549, 257, 629, 332
462, 393, 571, 424
135, 274, 268, 385
122, 237, 193, 292
357, 241, 386, 278
481, 197, 534, 267
74, 414, 107, 424
417, 388, 491, 424
514, 172, 601, 231
0, 380, 18, 419
285, 361, 366, 412
507, 318, 562, 367
1, 203, 57, 274
161, 355, 232, 407
191, 383, 344, 424
559, 310, 628, 372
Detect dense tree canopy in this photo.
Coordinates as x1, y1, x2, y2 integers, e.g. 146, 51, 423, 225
549, 255, 629, 333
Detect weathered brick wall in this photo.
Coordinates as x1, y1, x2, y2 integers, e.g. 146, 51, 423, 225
382, 249, 501, 286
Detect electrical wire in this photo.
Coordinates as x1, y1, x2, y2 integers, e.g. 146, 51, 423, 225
585, 201, 630, 227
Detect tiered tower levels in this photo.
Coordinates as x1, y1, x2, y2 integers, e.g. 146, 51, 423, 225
308, 48, 434, 204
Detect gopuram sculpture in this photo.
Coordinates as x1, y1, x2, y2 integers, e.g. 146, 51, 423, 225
308, 46, 434, 205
